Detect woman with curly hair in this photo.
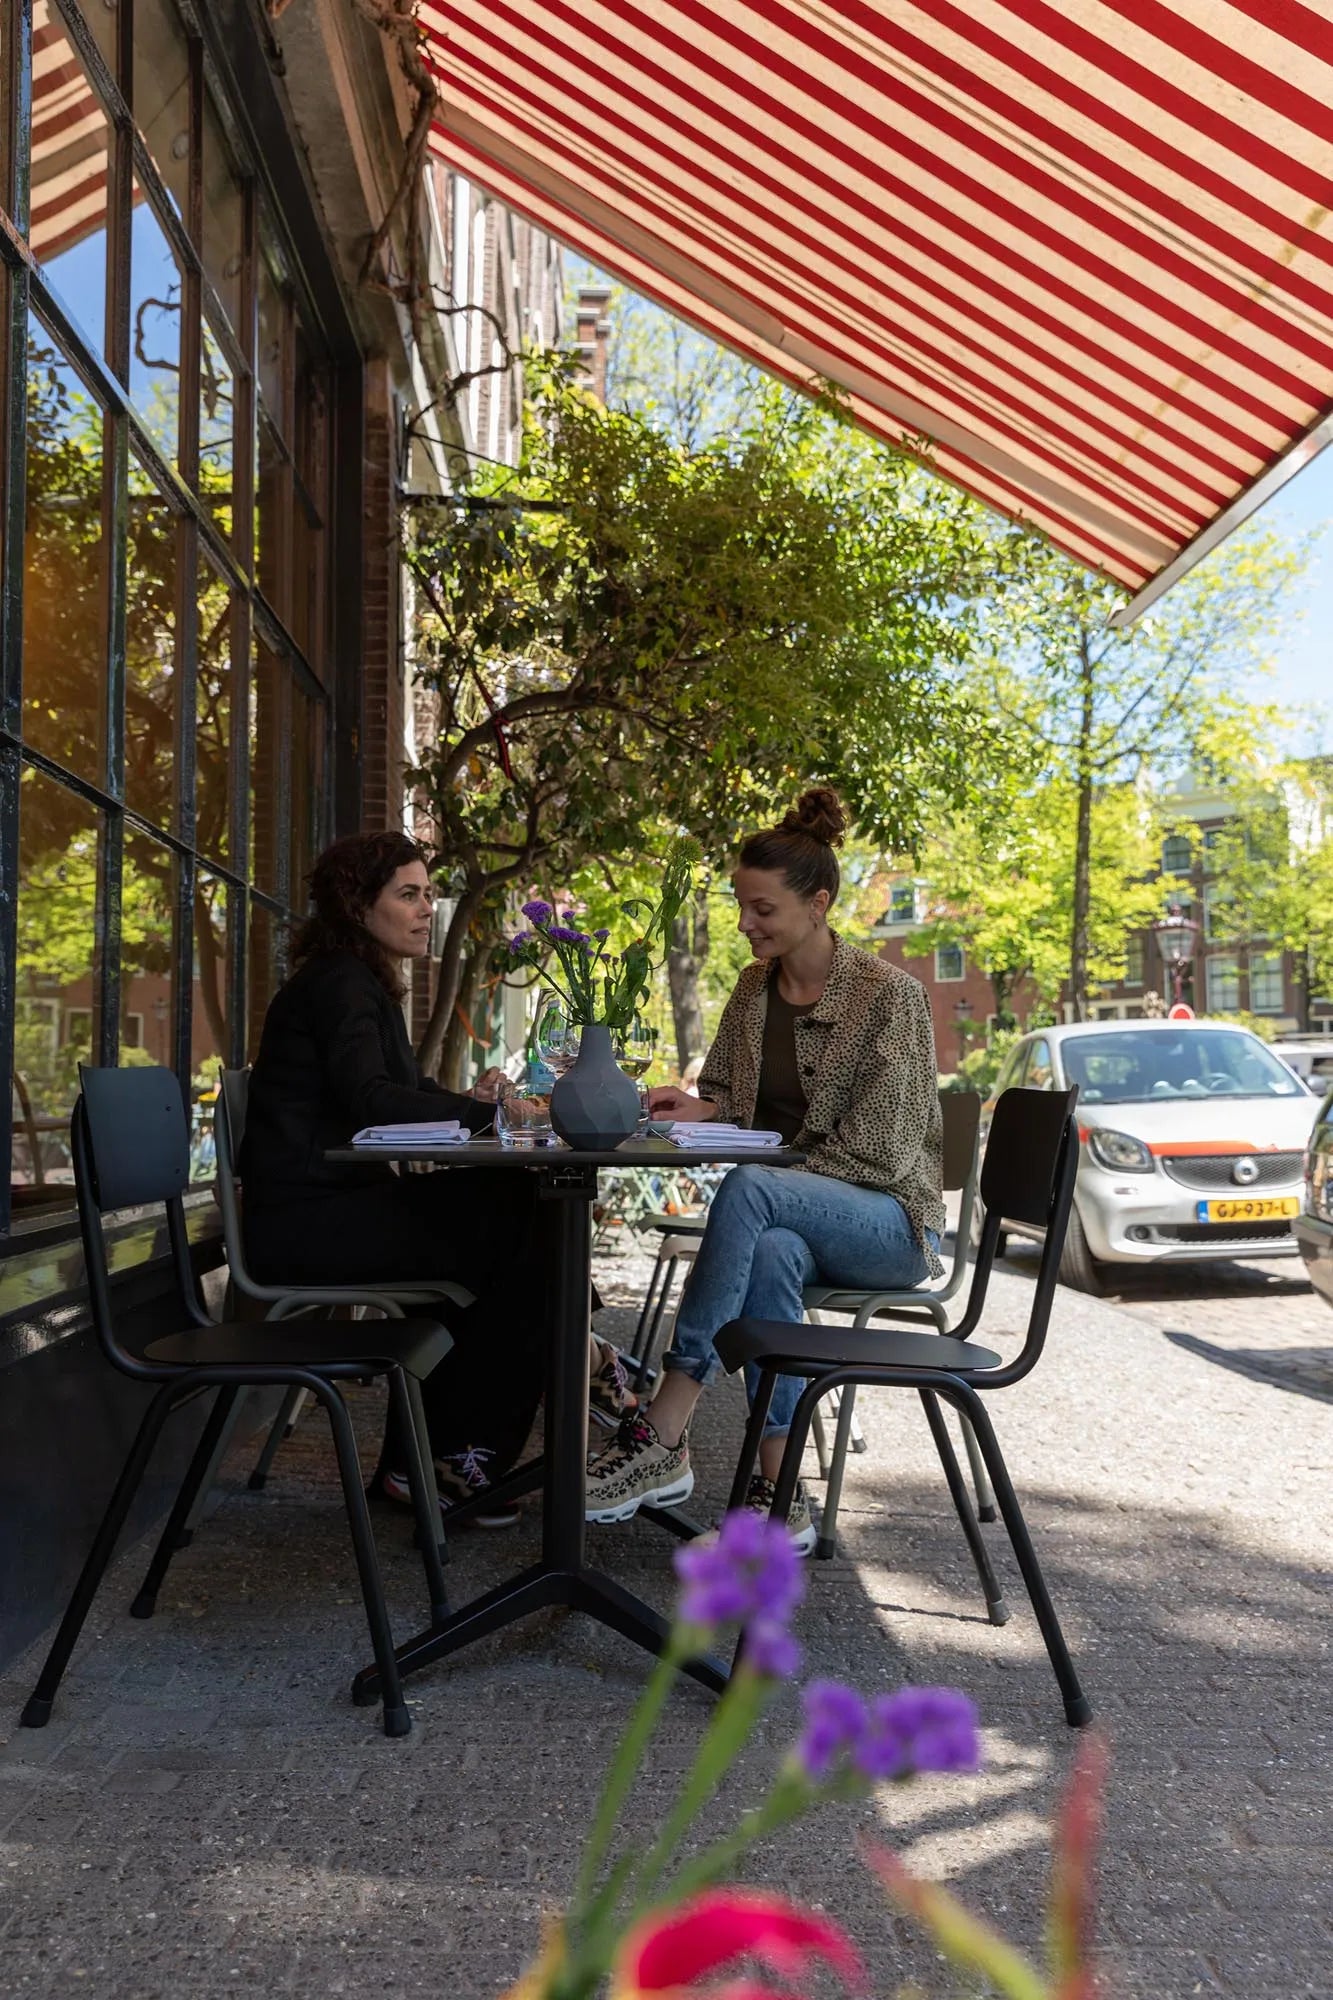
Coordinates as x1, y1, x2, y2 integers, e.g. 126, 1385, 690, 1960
241, 831, 553, 1525
585, 788, 944, 1553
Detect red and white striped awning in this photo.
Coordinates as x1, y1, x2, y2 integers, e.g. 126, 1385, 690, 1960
422, 0, 1333, 609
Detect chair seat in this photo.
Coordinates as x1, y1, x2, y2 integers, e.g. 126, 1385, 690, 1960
645, 1211, 708, 1235
803, 1283, 946, 1313
715, 1315, 1001, 1376
143, 1316, 453, 1379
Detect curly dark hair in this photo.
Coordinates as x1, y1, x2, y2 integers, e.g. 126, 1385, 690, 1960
293, 831, 433, 999
737, 786, 848, 903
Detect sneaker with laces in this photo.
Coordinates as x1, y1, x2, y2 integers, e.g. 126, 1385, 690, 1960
586, 1412, 693, 1523
381, 1446, 521, 1529
743, 1472, 818, 1557
589, 1340, 639, 1429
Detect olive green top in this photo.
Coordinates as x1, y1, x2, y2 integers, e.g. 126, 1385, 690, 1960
754, 987, 816, 1146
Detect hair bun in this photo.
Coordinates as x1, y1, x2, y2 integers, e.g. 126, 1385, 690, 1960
778, 786, 847, 848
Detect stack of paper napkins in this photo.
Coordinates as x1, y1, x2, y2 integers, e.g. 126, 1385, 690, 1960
666, 1121, 783, 1150
351, 1120, 470, 1148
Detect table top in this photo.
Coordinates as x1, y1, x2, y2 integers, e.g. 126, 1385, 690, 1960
325, 1136, 806, 1170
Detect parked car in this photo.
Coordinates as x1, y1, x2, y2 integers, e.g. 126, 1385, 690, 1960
1270, 1036, 1333, 1092
1295, 1085, 1333, 1313
975, 1020, 1315, 1292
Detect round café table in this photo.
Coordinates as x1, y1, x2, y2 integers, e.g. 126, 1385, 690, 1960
325, 1134, 804, 1702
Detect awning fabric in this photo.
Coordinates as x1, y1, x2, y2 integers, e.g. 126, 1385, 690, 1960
422, 0, 1333, 597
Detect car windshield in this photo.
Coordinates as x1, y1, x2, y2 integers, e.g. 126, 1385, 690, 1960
1059, 1029, 1307, 1104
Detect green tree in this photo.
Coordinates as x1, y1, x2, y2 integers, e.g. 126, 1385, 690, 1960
966, 526, 1304, 1019
1206, 758, 1333, 1030
408, 356, 1011, 1078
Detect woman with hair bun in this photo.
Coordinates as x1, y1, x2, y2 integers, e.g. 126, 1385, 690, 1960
586, 788, 944, 1552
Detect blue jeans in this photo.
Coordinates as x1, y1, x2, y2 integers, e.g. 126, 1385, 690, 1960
663, 1165, 936, 1436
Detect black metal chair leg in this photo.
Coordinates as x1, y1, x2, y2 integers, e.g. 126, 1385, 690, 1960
816, 1385, 859, 1560
632, 1258, 682, 1393
769, 1374, 824, 1526
248, 1385, 303, 1491
131, 1387, 239, 1618
942, 1385, 1091, 1728
918, 1390, 1010, 1626
628, 1259, 669, 1389
21, 1383, 182, 1727
401, 1372, 448, 1565
726, 1369, 777, 1513
960, 1413, 997, 1521
391, 1371, 450, 1625
317, 1384, 411, 1738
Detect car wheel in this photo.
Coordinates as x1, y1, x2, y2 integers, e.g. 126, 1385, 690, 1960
1059, 1207, 1105, 1295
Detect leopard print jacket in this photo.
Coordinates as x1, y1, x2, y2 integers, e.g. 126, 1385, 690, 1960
697, 932, 945, 1274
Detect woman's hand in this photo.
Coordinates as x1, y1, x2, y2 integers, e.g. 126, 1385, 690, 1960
471, 1066, 509, 1103
647, 1086, 717, 1121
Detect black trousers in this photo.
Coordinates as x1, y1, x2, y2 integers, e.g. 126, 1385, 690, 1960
244, 1169, 547, 1474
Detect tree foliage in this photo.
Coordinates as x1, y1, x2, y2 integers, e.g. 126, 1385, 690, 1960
1205, 758, 1333, 1028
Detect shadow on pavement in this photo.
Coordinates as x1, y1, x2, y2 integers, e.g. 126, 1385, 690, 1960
1163, 1328, 1333, 1404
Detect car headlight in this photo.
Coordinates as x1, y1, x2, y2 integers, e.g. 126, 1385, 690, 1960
1087, 1128, 1153, 1173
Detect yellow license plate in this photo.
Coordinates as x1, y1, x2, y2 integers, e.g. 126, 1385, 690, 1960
1195, 1196, 1300, 1223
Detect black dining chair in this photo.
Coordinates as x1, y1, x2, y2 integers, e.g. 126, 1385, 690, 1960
715, 1085, 1092, 1728
19, 1066, 453, 1739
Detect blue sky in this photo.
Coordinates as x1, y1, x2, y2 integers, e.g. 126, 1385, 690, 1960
1259, 447, 1332, 741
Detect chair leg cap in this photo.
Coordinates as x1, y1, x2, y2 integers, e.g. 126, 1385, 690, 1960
849, 1436, 869, 1456
814, 1537, 838, 1561
20, 1696, 52, 1729
1065, 1695, 1094, 1729
246, 1473, 268, 1492
382, 1704, 412, 1739
129, 1593, 157, 1620
350, 1673, 379, 1708
430, 1601, 451, 1627
987, 1597, 1012, 1627
977, 1504, 998, 1523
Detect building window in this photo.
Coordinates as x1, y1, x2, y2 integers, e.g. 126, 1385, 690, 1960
1162, 833, 1192, 875
1248, 954, 1284, 1014
1202, 883, 1233, 942
888, 882, 917, 925
1206, 956, 1241, 1012
1124, 937, 1144, 987
935, 944, 965, 982
2, 0, 333, 1229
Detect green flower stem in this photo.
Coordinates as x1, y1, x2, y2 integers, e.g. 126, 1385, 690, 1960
569, 1629, 694, 1918
652, 1767, 864, 1911
623, 1661, 773, 1913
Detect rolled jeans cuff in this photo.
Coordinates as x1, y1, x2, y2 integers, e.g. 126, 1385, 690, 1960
660, 1348, 728, 1390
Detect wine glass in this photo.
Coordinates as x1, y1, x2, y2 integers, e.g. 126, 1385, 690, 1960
615, 1016, 656, 1130
535, 997, 580, 1078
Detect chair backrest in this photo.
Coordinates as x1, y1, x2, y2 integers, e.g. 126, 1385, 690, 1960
73, 1066, 204, 1374
213, 1068, 261, 1296
955, 1083, 1080, 1385
938, 1089, 982, 1298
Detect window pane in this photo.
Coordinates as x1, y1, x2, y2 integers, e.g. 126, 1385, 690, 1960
121, 827, 176, 1067
196, 560, 233, 865
130, 185, 182, 463
30, 3, 112, 353
12, 769, 101, 1213
1249, 955, 1284, 1014
257, 252, 288, 432
249, 636, 287, 899
23, 328, 106, 784
1206, 956, 1240, 1012
247, 899, 288, 1060
124, 466, 178, 829
191, 872, 231, 1151
288, 685, 324, 910
132, 0, 192, 228
255, 407, 290, 619
201, 92, 244, 337
199, 315, 235, 539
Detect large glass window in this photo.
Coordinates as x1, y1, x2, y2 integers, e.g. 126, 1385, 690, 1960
1248, 954, 1285, 1015
3, 0, 334, 1233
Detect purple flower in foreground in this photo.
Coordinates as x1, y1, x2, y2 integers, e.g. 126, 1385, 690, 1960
798, 1680, 869, 1781
507, 931, 534, 955
560, 906, 577, 922
674, 1507, 805, 1632
521, 899, 552, 924
593, 927, 611, 941
854, 1687, 981, 1782
548, 925, 590, 945
742, 1617, 803, 1681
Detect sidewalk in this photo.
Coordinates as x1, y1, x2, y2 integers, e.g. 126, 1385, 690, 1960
1, 1233, 1329, 1998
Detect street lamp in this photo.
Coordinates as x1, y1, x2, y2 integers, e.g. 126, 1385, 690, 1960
1152, 903, 1199, 1007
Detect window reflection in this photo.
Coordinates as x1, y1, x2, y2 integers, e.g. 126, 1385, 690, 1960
201, 93, 244, 338
192, 870, 231, 1083
288, 683, 323, 910
124, 465, 179, 830
249, 635, 286, 900
12, 768, 101, 1211
30, 2, 112, 351
121, 827, 176, 1069
257, 252, 288, 431
133, 0, 193, 228
247, 898, 289, 1061
256, 406, 290, 619
196, 561, 232, 865
130, 186, 183, 464
23, 329, 107, 786
200, 316, 235, 539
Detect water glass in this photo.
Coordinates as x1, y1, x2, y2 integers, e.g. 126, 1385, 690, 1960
495, 1085, 555, 1149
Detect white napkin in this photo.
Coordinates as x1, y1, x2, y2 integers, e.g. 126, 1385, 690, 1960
666, 1121, 783, 1150
350, 1121, 470, 1148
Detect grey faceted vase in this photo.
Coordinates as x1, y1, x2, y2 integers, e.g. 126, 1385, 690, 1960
550, 1023, 640, 1150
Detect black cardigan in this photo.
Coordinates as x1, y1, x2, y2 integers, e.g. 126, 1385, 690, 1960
241, 950, 486, 1200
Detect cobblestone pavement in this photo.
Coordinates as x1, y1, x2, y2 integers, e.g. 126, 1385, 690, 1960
1, 1222, 1330, 1999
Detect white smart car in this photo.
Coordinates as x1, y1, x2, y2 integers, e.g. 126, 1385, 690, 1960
978, 1020, 1314, 1292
